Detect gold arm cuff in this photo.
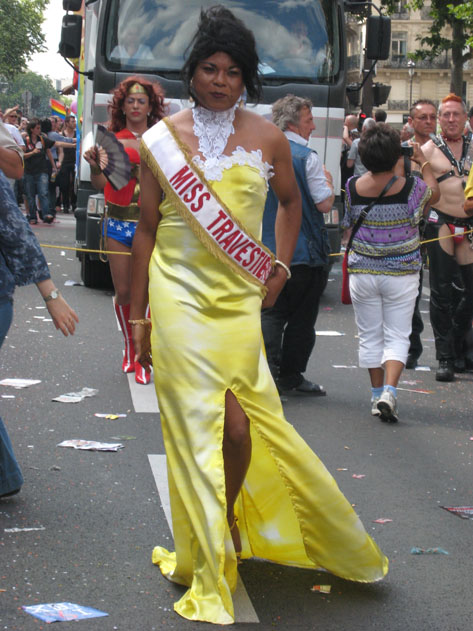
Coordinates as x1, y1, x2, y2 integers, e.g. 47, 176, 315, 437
128, 318, 152, 326
420, 161, 431, 173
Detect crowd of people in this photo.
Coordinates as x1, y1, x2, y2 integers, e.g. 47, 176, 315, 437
1, 5, 473, 625
0, 106, 77, 223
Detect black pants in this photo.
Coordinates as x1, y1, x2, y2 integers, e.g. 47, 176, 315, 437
425, 223, 473, 360
408, 267, 424, 358
58, 163, 76, 211
261, 265, 328, 386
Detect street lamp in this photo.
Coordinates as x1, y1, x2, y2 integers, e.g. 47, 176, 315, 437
407, 59, 415, 110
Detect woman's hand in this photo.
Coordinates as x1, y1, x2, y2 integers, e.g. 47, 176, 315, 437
262, 265, 288, 309
46, 296, 79, 336
131, 323, 152, 373
83, 146, 101, 170
409, 142, 426, 167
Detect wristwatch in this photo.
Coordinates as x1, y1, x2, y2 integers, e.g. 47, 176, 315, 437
44, 289, 60, 302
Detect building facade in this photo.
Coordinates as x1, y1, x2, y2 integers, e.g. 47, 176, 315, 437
346, 0, 473, 125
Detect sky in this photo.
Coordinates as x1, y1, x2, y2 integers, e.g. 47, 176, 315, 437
27, 1, 73, 86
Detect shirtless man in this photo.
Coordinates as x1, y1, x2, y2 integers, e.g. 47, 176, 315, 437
422, 94, 473, 382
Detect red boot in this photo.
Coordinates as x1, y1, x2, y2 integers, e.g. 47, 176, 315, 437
114, 302, 135, 373
134, 304, 151, 384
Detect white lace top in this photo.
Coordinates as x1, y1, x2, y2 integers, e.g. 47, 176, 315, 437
191, 105, 273, 184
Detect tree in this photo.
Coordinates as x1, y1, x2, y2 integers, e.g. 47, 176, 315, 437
381, 0, 472, 97
0, 0, 49, 79
0, 71, 61, 118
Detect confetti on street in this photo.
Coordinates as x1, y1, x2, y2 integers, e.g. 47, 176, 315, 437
441, 506, 473, 520
316, 330, 345, 336
57, 440, 124, 451
52, 387, 98, 403
372, 518, 393, 524
4, 527, 46, 533
94, 413, 127, 419
411, 547, 449, 555
0, 378, 41, 389
311, 585, 331, 594
22, 602, 108, 623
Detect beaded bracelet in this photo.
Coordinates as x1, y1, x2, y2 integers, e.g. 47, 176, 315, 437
275, 259, 292, 280
128, 318, 152, 326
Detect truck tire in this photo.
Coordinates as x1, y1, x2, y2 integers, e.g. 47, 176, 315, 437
81, 254, 113, 289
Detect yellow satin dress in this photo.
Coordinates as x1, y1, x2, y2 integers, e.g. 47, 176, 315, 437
147, 160, 388, 625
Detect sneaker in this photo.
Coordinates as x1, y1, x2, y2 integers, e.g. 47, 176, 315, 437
371, 397, 381, 417
377, 390, 399, 423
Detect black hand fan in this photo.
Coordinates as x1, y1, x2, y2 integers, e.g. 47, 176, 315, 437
94, 124, 132, 190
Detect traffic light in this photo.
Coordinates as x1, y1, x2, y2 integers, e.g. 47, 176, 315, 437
358, 112, 367, 131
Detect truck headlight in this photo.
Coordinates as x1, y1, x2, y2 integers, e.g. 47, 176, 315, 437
87, 194, 105, 216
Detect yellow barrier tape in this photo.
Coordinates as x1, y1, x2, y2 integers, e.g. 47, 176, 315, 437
38, 226, 473, 259
328, 226, 473, 258
39, 243, 131, 256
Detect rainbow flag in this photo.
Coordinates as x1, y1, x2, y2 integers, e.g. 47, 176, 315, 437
50, 98, 67, 119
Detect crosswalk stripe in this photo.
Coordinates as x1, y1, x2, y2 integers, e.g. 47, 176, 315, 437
147, 454, 259, 624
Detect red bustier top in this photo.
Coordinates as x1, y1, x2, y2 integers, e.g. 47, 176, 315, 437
104, 128, 141, 207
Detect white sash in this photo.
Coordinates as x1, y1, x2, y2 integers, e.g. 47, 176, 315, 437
141, 119, 274, 289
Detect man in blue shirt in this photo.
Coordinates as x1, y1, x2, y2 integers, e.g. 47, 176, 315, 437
262, 95, 334, 395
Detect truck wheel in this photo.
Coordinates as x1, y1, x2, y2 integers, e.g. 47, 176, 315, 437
81, 254, 113, 289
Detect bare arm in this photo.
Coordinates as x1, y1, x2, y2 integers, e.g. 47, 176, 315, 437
411, 142, 440, 209
262, 132, 301, 309
315, 166, 335, 213
0, 145, 23, 179
46, 148, 56, 172
83, 145, 107, 190
36, 279, 79, 336
342, 125, 353, 148
130, 159, 162, 370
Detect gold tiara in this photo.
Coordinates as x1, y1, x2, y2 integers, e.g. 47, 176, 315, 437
128, 82, 147, 95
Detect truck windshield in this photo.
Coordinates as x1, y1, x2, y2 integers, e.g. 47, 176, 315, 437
104, 0, 340, 83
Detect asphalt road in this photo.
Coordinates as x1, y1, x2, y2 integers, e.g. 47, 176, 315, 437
0, 215, 472, 631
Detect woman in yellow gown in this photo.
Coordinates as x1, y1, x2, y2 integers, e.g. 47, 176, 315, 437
130, 6, 388, 625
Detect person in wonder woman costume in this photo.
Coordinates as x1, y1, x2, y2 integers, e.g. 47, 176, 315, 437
83, 76, 166, 384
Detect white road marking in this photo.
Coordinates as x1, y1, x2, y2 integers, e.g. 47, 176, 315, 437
127, 373, 159, 412
148, 454, 259, 624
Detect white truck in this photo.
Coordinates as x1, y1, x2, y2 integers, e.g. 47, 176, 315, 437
59, 0, 390, 287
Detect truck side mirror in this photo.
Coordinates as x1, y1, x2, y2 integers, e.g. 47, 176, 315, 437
366, 15, 391, 60
63, 0, 82, 10
59, 13, 82, 59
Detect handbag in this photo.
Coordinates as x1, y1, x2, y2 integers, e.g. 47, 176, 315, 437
342, 175, 398, 304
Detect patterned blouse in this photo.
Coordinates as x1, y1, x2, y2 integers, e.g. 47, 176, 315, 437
0, 169, 50, 302
342, 175, 431, 276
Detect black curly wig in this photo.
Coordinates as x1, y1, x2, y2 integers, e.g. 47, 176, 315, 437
182, 5, 262, 103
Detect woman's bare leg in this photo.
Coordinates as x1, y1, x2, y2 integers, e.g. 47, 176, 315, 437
223, 390, 251, 554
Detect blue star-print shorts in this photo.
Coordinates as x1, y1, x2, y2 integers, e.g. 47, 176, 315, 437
102, 217, 137, 248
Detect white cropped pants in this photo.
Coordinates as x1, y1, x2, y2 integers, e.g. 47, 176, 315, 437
350, 272, 419, 368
